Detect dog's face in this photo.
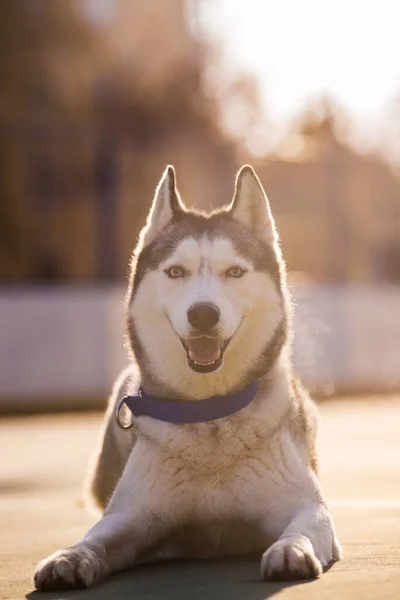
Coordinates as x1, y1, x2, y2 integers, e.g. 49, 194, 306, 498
127, 165, 288, 398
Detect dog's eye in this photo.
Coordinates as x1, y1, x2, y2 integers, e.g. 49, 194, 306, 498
225, 266, 247, 278
165, 265, 187, 279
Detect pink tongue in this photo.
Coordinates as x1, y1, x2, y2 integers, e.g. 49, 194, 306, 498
187, 337, 221, 364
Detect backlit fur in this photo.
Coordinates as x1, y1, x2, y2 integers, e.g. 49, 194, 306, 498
34, 165, 341, 591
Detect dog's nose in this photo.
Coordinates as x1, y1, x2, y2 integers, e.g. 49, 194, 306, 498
187, 302, 220, 331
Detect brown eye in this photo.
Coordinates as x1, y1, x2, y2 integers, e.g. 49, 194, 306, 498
165, 265, 186, 279
226, 266, 246, 278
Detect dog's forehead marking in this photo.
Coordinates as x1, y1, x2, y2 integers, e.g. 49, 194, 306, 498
161, 235, 252, 271
162, 237, 200, 268
206, 238, 252, 270
161, 236, 212, 266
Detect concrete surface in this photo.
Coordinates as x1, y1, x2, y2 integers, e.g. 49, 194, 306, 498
1, 396, 400, 600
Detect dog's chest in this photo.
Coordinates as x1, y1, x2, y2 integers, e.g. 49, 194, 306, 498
138, 414, 283, 495
132, 412, 309, 542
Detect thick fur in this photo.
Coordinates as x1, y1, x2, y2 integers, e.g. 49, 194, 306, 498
34, 165, 341, 591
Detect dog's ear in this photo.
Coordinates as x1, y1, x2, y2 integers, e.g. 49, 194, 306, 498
141, 165, 183, 246
230, 165, 277, 245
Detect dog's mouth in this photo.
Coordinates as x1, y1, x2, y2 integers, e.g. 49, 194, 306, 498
180, 336, 230, 373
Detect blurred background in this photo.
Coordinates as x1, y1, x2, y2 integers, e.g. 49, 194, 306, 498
1, 0, 400, 411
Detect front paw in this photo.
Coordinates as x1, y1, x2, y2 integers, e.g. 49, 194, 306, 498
261, 536, 322, 581
34, 544, 108, 590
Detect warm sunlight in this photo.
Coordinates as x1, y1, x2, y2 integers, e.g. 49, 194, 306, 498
198, 0, 400, 151
2, 2, 400, 597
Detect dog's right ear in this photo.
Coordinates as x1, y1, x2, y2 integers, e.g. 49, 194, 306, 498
140, 165, 183, 247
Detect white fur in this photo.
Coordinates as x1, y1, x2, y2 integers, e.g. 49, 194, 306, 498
131, 235, 283, 399
35, 361, 340, 588
34, 165, 341, 590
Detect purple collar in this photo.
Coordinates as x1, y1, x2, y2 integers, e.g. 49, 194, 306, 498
115, 381, 259, 428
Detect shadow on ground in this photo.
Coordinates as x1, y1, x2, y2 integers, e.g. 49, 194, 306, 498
26, 557, 314, 600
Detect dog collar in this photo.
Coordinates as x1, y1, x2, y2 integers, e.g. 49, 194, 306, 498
115, 381, 259, 429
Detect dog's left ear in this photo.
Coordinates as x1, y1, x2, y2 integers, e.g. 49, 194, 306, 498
230, 165, 277, 245
141, 165, 184, 247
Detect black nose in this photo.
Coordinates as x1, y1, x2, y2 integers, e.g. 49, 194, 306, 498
187, 302, 220, 331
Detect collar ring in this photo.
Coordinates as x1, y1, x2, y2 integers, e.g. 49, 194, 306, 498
115, 396, 134, 430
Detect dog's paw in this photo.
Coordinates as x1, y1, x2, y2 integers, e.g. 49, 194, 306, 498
34, 544, 108, 590
261, 536, 322, 581
332, 535, 342, 561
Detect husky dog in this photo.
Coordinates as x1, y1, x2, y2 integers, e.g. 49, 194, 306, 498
34, 165, 341, 590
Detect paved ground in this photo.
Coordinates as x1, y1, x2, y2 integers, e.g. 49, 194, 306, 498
1, 396, 400, 600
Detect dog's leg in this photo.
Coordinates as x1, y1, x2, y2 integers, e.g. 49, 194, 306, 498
35, 446, 179, 590
34, 511, 166, 590
260, 501, 341, 581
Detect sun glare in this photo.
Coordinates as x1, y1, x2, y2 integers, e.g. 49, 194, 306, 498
199, 0, 400, 152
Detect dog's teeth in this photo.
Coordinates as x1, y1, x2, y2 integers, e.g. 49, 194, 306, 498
192, 360, 217, 366
188, 350, 222, 367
